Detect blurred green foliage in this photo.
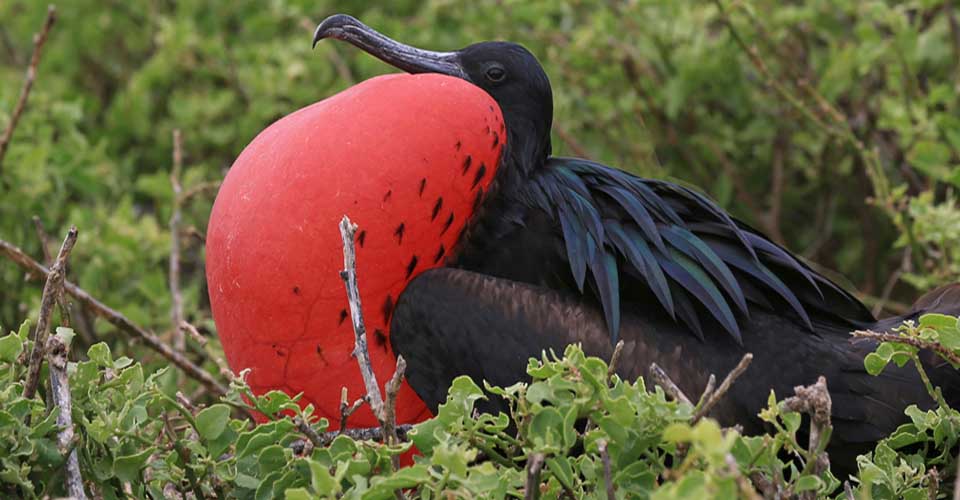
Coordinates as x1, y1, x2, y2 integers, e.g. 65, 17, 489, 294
2, 0, 959, 337
2, 0, 960, 497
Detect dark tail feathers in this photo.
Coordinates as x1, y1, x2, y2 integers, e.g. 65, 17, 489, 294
909, 283, 960, 317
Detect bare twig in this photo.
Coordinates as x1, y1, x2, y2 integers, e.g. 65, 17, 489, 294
693, 353, 753, 423
47, 334, 86, 499
852, 330, 960, 367
33, 216, 78, 334
169, 129, 185, 352
0, 237, 229, 396
696, 374, 717, 410
844, 480, 856, 500
0, 5, 56, 171
599, 440, 615, 500
648, 362, 692, 406
725, 454, 761, 500
296, 416, 413, 448
24, 226, 77, 401
338, 390, 366, 433
338, 216, 391, 422
383, 356, 406, 441
607, 340, 625, 380
524, 453, 545, 500
180, 321, 206, 346
32, 215, 53, 263
178, 181, 221, 204
953, 451, 960, 500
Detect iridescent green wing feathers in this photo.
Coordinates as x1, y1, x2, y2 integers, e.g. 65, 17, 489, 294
526, 157, 875, 343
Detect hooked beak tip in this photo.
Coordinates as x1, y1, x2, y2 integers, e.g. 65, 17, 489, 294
312, 14, 359, 48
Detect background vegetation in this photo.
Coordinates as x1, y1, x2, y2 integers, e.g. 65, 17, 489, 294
1, 0, 959, 498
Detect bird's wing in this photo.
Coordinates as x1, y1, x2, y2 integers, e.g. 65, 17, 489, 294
390, 267, 925, 472
519, 157, 875, 343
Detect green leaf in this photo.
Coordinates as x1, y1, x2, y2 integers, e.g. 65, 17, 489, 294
864, 352, 889, 375
0, 333, 23, 363
794, 474, 822, 492
196, 404, 231, 440
114, 447, 156, 483
87, 342, 113, 367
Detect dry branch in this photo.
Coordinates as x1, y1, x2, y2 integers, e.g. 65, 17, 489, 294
0, 237, 228, 396
599, 440, 615, 500
648, 362, 692, 406
693, 353, 753, 423
0, 5, 56, 171
47, 334, 86, 499
169, 129, 185, 352
338, 215, 407, 475
338, 216, 385, 420
852, 329, 960, 367
296, 416, 413, 448
607, 339, 625, 380
524, 453, 545, 500
23, 226, 77, 401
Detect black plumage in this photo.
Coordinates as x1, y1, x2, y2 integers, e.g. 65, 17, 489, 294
313, 15, 960, 473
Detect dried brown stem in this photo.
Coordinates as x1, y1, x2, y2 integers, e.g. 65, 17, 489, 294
169, 129, 185, 352
607, 340, 625, 380
693, 353, 753, 423
852, 330, 960, 367
297, 416, 413, 448
0, 5, 56, 171
32, 215, 53, 263
648, 362, 692, 406
726, 454, 761, 500
524, 453, 545, 500
339, 390, 366, 434
178, 181, 221, 204
24, 226, 77, 401
599, 440, 615, 500
33, 215, 76, 333
47, 334, 86, 499
0, 237, 228, 396
338, 216, 393, 431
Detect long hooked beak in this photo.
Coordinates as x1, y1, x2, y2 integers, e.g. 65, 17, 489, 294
313, 14, 468, 80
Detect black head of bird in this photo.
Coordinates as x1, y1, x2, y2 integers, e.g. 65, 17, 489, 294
314, 14, 554, 175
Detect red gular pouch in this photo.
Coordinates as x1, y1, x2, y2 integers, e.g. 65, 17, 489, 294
206, 73, 505, 432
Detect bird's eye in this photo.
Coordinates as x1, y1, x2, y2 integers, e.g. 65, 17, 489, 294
485, 65, 506, 83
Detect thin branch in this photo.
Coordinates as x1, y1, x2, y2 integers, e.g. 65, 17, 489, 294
524, 453, 545, 500
33, 215, 78, 335
47, 334, 86, 499
599, 440, 615, 500
696, 374, 717, 410
24, 226, 77, 401
296, 416, 413, 448
607, 340, 625, 380
0, 237, 229, 396
383, 355, 406, 472
648, 362, 692, 406
0, 5, 56, 171
338, 216, 388, 424
693, 353, 753, 423
953, 451, 960, 500
852, 330, 960, 367
339, 390, 366, 433
32, 215, 53, 263
178, 181, 221, 204
169, 129, 185, 352
725, 454, 761, 500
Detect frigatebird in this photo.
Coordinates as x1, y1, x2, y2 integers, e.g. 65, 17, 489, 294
312, 14, 960, 468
